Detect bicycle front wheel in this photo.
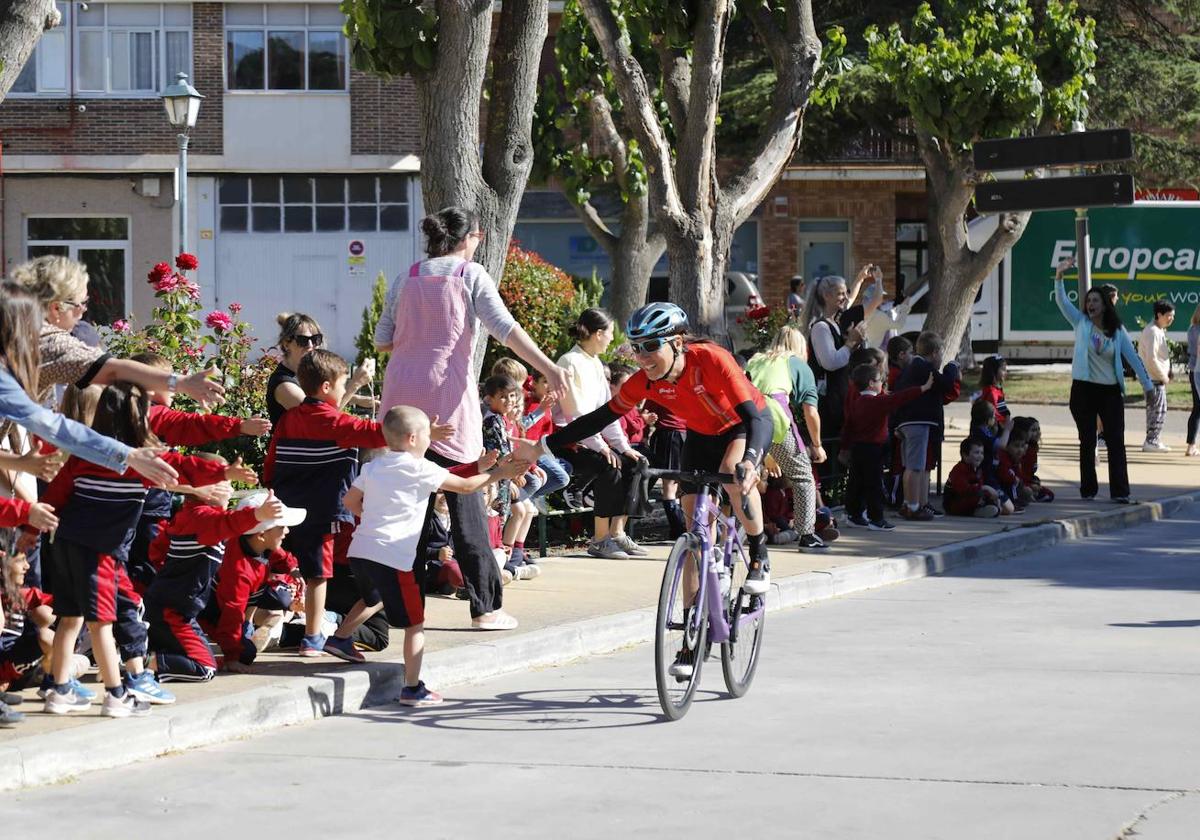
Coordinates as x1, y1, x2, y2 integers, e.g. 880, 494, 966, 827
654, 533, 708, 721
721, 541, 766, 698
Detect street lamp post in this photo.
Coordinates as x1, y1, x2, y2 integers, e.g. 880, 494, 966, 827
161, 72, 204, 255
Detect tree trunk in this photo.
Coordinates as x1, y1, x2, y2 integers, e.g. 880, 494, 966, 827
0, 0, 60, 102
667, 204, 734, 343
607, 228, 665, 327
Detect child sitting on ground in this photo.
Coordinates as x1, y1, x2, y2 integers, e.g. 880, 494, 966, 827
422, 492, 465, 598
210, 490, 305, 672
969, 399, 1017, 515
1012, 417, 1053, 501
2, 546, 69, 727
320, 406, 527, 703
944, 438, 1002, 518
481, 374, 542, 580
996, 429, 1034, 509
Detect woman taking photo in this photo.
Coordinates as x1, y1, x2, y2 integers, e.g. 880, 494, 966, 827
553, 308, 647, 560
374, 206, 568, 631
1054, 258, 1152, 502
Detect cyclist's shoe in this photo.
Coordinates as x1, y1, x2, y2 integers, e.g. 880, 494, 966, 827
743, 545, 770, 596
668, 648, 695, 681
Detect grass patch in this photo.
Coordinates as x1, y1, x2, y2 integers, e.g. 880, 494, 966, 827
973, 371, 1192, 410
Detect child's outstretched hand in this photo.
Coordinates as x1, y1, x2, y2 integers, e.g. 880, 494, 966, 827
921, 372, 935, 392
27, 501, 59, 532
240, 417, 272, 436
225, 456, 258, 486
430, 415, 454, 442
477, 449, 500, 472
492, 457, 527, 481
254, 490, 284, 523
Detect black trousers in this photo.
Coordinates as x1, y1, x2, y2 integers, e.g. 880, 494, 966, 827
414, 450, 503, 619
558, 447, 640, 519
845, 442, 886, 522
1068, 380, 1129, 499
1188, 373, 1200, 445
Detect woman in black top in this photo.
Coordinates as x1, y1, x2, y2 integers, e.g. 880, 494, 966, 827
266, 313, 374, 426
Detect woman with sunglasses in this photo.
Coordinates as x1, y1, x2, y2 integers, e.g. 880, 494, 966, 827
543, 302, 773, 597
266, 313, 375, 427
11, 256, 225, 410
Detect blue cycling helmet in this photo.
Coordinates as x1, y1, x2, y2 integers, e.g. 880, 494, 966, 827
626, 302, 688, 341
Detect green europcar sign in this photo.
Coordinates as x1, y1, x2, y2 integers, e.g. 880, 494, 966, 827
1005, 204, 1200, 340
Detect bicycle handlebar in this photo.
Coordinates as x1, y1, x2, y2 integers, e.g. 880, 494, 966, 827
643, 467, 753, 518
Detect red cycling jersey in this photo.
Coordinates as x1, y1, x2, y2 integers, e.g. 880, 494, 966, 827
609, 342, 765, 436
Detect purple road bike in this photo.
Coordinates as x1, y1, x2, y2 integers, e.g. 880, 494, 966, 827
647, 467, 767, 720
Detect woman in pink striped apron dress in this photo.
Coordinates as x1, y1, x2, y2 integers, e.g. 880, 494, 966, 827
375, 207, 567, 631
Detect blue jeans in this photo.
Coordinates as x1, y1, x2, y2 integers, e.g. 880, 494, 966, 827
531, 455, 570, 498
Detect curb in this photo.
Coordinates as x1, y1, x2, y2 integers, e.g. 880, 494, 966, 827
3, 490, 1197, 790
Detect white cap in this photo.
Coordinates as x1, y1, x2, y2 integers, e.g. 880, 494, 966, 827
235, 490, 306, 534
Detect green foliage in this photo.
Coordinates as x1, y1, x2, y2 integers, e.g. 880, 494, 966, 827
99, 254, 272, 472
354, 271, 389, 391
339, 0, 437, 76
484, 243, 579, 373
865, 0, 1096, 149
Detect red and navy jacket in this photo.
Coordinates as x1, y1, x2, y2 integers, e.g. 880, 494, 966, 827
1020, 442, 1040, 484
141, 405, 246, 521
263, 398, 385, 532
145, 503, 260, 619
840, 386, 923, 447
34, 451, 227, 556
944, 461, 985, 515
996, 447, 1024, 501
212, 536, 299, 661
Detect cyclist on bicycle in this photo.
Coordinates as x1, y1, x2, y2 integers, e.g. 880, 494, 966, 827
542, 302, 773, 597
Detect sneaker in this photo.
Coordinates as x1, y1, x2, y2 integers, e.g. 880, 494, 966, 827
323, 634, 366, 663
0, 690, 22, 706
845, 513, 871, 528
900, 505, 934, 522
44, 687, 94, 715
1141, 441, 1170, 452
1187, 445, 1199, 457
124, 670, 176, 705
472, 610, 519, 631
668, 648, 695, 680
743, 547, 770, 596
101, 690, 151, 718
587, 536, 631, 560
39, 677, 96, 702
513, 563, 541, 580
0, 701, 24, 727
531, 496, 550, 515
768, 528, 798, 545
454, 586, 470, 600
818, 524, 840, 543
1097, 435, 1107, 449
921, 504, 945, 518
1112, 496, 1134, 504
974, 504, 1000, 518
398, 681, 443, 707
868, 518, 896, 531
500, 568, 514, 585
299, 633, 327, 658
611, 534, 649, 556
797, 533, 828, 551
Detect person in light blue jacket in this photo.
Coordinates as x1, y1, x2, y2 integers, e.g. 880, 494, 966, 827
1054, 258, 1152, 502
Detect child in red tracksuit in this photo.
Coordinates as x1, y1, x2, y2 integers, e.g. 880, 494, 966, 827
1013, 416, 1053, 501
840, 363, 932, 529
944, 437, 1002, 517
996, 429, 1033, 508
264, 349, 391, 658
39, 382, 253, 718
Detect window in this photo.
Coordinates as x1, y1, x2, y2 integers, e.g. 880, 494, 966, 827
26, 217, 130, 326
73, 4, 191, 95
225, 4, 347, 91
218, 175, 409, 233
11, 3, 70, 95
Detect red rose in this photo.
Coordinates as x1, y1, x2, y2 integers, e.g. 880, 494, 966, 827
747, 306, 771, 320
205, 310, 233, 332
228, 302, 243, 315
148, 262, 172, 285
175, 253, 199, 271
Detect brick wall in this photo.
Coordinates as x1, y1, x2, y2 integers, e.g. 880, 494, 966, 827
349, 71, 421, 157
0, 3, 223, 157
757, 178, 928, 307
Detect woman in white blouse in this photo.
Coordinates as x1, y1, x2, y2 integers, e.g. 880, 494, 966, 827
553, 309, 647, 560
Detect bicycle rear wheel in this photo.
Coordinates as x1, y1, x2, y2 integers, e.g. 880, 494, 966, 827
721, 539, 766, 698
655, 533, 708, 720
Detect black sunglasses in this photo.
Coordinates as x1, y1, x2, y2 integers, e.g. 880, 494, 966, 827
293, 333, 324, 348
631, 337, 669, 354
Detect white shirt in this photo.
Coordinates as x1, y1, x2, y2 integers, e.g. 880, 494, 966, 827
347, 450, 449, 571
552, 344, 632, 455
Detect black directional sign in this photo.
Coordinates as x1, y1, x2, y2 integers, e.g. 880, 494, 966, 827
973, 129, 1134, 171
975, 173, 1135, 213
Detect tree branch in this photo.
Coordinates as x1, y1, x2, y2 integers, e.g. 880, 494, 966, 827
571, 195, 619, 254
968, 211, 1031, 276
586, 91, 629, 191
676, 0, 731, 209
577, 0, 685, 229
653, 38, 691, 134
724, 0, 821, 222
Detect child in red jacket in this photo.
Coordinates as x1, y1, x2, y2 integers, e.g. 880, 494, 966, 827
1013, 416, 1053, 501
944, 437, 1001, 517
841, 363, 932, 529
996, 429, 1034, 508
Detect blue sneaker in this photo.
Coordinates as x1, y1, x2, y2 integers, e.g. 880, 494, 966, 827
299, 633, 327, 658
37, 676, 96, 702
397, 681, 443, 707
124, 670, 176, 705
322, 635, 365, 663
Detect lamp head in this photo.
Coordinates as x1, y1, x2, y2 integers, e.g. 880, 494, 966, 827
161, 72, 204, 130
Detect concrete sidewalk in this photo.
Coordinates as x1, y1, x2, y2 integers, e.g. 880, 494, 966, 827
1, 400, 1196, 790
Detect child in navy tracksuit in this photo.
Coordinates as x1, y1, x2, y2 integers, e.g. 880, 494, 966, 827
39, 383, 252, 718
210, 490, 303, 672
893, 331, 961, 520
263, 349, 389, 658
147, 488, 301, 680
127, 351, 272, 593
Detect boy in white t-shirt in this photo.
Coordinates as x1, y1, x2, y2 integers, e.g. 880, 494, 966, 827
322, 405, 526, 706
